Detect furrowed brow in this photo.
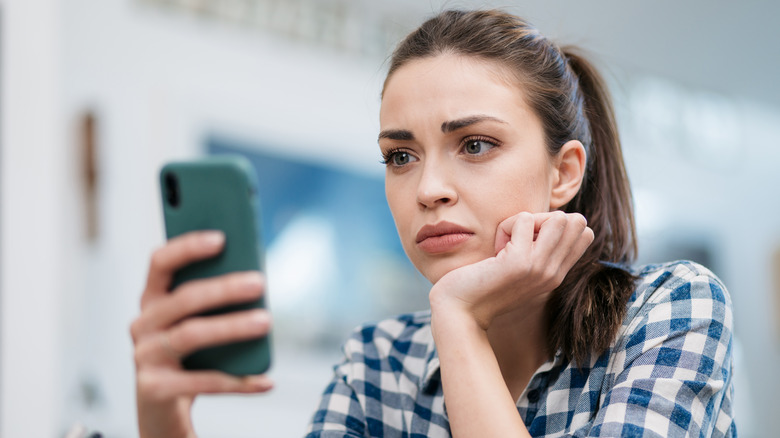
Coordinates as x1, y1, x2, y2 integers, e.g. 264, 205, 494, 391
441, 115, 508, 133
378, 129, 415, 142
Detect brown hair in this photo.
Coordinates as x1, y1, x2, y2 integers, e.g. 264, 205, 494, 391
384, 10, 638, 365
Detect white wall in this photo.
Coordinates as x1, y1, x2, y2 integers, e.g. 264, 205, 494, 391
0, 1, 70, 437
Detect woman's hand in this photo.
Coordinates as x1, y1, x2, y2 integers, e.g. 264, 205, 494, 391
429, 211, 594, 330
130, 231, 273, 438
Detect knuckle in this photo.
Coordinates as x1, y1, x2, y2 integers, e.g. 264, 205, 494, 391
582, 228, 596, 245
186, 278, 222, 305
179, 279, 223, 312
137, 371, 168, 402
134, 340, 152, 367
149, 246, 168, 270
136, 369, 153, 390
129, 318, 143, 343
528, 261, 544, 278
176, 317, 210, 348
173, 320, 197, 345
572, 213, 587, 228
548, 211, 567, 229
133, 349, 144, 368
139, 292, 160, 311
544, 265, 560, 281
216, 376, 238, 393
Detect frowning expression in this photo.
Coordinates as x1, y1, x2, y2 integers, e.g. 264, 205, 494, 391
380, 54, 558, 283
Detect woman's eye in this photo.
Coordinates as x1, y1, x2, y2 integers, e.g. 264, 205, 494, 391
382, 150, 418, 167
463, 139, 497, 156
392, 152, 411, 165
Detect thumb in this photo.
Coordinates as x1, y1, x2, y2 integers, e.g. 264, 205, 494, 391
494, 220, 512, 255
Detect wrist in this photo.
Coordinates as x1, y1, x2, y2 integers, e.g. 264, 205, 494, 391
138, 398, 195, 438
429, 284, 492, 331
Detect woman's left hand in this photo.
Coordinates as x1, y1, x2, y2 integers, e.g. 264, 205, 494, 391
429, 211, 594, 330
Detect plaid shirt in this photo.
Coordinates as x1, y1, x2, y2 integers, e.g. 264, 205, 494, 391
306, 261, 736, 437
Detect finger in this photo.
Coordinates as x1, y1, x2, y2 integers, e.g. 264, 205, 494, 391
538, 214, 593, 283
559, 224, 595, 272
134, 309, 271, 366
166, 309, 271, 358
137, 368, 273, 401
143, 231, 225, 306
137, 271, 265, 334
530, 211, 562, 234
530, 211, 569, 259
495, 211, 535, 254
546, 214, 590, 274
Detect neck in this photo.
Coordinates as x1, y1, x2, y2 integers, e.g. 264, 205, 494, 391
486, 305, 551, 401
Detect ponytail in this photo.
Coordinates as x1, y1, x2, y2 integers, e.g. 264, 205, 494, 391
546, 48, 638, 366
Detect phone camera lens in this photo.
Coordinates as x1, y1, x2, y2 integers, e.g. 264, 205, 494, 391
164, 172, 180, 208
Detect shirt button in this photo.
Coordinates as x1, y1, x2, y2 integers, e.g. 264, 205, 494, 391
527, 389, 540, 403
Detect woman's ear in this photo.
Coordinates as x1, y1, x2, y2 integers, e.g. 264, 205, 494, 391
550, 140, 586, 209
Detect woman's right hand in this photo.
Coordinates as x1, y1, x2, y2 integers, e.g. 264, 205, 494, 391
429, 211, 594, 330
130, 231, 273, 438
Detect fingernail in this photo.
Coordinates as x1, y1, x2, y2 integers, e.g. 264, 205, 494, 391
247, 376, 273, 391
202, 231, 225, 247
252, 310, 269, 325
244, 272, 264, 292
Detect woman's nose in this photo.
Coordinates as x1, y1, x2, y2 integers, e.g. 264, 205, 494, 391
416, 162, 458, 209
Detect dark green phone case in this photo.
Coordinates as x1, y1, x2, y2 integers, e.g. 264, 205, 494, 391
160, 156, 271, 375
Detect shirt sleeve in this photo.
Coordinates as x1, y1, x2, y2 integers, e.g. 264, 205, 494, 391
589, 263, 736, 437
305, 356, 368, 438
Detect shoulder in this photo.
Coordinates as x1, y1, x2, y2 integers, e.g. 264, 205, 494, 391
592, 261, 736, 437
627, 260, 731, 321
349, 310, 432, 339
616, 260, 733, 369
344, 310, 433, 352
338, 310, 436, 378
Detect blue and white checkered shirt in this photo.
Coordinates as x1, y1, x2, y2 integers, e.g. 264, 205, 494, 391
306, 261, 736, 437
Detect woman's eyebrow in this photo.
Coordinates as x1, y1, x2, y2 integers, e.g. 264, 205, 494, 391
377, 115, 506, 142
378, 129, 415, 142
441, 115, 508, 133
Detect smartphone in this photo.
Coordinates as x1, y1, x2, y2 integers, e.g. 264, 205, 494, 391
159, 155, 271, 375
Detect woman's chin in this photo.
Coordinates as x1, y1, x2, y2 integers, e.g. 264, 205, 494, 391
417, 253, 490, 285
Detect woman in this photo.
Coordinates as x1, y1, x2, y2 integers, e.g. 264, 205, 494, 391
131, 9, 735, 437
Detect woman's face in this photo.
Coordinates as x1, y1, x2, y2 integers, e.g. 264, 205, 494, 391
380, 54, 556, 283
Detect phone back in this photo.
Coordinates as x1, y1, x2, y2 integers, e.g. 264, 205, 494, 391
160, 156, 271, 375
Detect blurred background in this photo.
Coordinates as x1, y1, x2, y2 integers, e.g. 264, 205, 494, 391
2, 0, 779, 436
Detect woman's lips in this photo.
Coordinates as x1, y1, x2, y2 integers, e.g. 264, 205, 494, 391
416, 222, 474, 254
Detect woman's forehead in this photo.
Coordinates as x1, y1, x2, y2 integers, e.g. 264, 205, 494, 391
379, 55, 533, 129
